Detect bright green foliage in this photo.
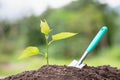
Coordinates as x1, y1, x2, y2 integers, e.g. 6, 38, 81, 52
52, 32, 77, 41
40, 20, 51, 35
19, 20, 77, 65
18, 47, 40, 59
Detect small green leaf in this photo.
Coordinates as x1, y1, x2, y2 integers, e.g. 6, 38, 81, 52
18, 46, 40, 59
52, 32, 78, 41
40, 20, 51, 35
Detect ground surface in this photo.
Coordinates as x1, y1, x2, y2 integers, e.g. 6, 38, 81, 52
1, 65, 120, 80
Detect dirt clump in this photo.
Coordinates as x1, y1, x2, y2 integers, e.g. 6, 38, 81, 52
1, 65, 120, 80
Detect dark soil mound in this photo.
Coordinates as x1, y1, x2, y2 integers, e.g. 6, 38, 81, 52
1, 65, 120, 80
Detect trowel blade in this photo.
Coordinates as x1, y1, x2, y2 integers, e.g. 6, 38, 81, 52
68, 60, 85, 69
68, 60, 78, 66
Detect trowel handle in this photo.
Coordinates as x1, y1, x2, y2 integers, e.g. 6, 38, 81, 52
86, 26, 108, 53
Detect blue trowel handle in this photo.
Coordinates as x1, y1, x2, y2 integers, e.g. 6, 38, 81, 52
86, 26, 108, 53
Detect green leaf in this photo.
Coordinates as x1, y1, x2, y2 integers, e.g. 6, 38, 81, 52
18, 46, 40, 59
52, 32, 78, 41
40, 20, 51, 35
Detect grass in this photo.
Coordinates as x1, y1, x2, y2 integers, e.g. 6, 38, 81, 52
85, 45, 120, 68
0, 56, 120, 76
85, 57, 120, 68
0, 45, 120, 76
0, 57, 71, 76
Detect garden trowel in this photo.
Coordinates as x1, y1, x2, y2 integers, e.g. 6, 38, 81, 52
69, 26, 108, 68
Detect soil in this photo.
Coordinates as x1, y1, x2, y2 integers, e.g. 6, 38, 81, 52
1, 65, 120, 80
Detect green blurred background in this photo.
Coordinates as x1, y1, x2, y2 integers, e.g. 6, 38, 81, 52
0, 0, 120, 76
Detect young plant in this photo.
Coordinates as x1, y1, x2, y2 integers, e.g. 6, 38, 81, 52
19, 20, 77, 65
